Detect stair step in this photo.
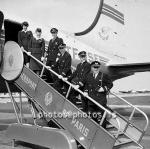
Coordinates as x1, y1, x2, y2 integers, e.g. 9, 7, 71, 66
0, 145, 24, 149
47, 83, 53, 85
106, 124, 116, 130
6, 123, 77, 149
76, 101, 82, 104
78, 107, 83, 110
41, 75, 46, 77
42, 78, 47, 81
108, 130, 124, 138
115, 137, 132, 146
116, 144, 142, 149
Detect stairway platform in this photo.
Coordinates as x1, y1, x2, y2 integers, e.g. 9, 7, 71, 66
6, 123, 77, 149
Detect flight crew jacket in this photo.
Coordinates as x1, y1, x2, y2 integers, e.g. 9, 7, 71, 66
53, 51, 72, 77
83, 71, 113, 105
69, 61, 91, 86
47, 37, 63, 63
18, 30, 33, 51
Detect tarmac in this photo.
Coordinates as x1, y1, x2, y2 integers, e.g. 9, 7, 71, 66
0, 93, 149, 149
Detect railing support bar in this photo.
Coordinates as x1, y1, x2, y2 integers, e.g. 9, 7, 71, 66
5, 81, 21, 123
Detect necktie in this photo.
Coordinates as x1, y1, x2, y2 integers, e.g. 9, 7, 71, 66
93, 73, 96, 78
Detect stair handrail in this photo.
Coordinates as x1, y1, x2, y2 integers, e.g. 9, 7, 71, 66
109, 92, 149, 135
22, 48, 121, 130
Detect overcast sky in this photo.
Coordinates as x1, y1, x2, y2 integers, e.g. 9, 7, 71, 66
0, 0, 150, 91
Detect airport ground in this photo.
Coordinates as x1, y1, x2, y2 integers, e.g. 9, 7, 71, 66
0, 93, 149, 149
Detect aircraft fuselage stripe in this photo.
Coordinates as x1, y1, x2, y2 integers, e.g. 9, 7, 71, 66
102, 3, 124, 25
103, 3, 124, 18
102, 7, 124, 21
102, 10, 124, 25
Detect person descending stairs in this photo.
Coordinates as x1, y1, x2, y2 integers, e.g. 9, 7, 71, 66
1, 36, 148, 148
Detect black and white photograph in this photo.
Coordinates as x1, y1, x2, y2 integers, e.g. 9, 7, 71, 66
0, 0, 150, 148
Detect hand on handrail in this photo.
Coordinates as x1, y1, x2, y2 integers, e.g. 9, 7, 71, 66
46, 66, 51, 70
73, 85, 79, 90
58, 75, 63, 79
20, 47, 24, 51
41, 56, 45, 61
22, 48, 118, 121
62, 77, 68, 81
83, 92, 88, 97
27, 52, 31, 55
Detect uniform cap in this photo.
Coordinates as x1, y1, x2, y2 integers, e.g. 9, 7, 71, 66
36, 28, 42, 33
91, 61, 101, 68
22, 21, 29, 27
78, 51, 86, 57
58, 43, 66, 49
50, 28, 58, 34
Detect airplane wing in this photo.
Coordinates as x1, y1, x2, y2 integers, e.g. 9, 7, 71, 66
108, 62, 150, 81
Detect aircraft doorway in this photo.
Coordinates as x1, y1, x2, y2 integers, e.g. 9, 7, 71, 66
4, 19, 22, 43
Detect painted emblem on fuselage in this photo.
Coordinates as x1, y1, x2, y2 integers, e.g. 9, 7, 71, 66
98, 26, 111, 40
8, 54, 13, 67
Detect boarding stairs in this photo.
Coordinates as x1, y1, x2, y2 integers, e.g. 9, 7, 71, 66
1, 44, 149, 149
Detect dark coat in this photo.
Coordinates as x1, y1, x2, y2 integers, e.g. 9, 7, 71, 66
47, 37, 63, 64
69, 61, 91, 85
83, 71, 113, 106
28, 37, 45, 71
54, 51, 72, 77
18, 30, 33, 51
18, 30, 33, 64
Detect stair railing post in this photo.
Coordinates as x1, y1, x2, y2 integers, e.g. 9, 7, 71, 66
66, 85, 72, 99
5, 80, 21, 123
19, 92, 23, 123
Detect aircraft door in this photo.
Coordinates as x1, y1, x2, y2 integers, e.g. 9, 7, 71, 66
0, 11, 4, 70
4, 19, 22, 43
0, 11, 4, 36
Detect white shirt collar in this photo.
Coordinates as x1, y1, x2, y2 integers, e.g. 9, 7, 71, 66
34, 36, 42, 40
93, 72, 99, 78
22, 29, 28, 33
81, 60, 86, 64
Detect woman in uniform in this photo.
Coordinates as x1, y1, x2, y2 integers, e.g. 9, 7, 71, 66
18, 21, 33, 67
29, 28, 45, 75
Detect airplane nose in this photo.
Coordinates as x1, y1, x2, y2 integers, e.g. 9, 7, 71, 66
1, 41, 24, 81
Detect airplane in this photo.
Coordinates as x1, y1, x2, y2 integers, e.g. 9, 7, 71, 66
0, 0, 150, 93
0, 1, 149, 149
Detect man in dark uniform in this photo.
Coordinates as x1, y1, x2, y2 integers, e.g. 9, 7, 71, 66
46, 28, 63, 82
68, 51, 91, 110
83, 61, 113, 128
53, 43, 72, 95
69, 51, 91, 86
18, 21, 33, 67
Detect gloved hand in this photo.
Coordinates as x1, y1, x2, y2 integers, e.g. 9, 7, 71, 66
83, 92, 88, 97
56, 57, 59, 62
27, 52, 31, 55
62, 77, 68, 81
73, 85, 79, 90
46, 66, 51, 70
41, 56, 45, 61
58, 75, 63, 79
79, 81, 84, 86
20, 46, 24, 51
98, 87, 104, 92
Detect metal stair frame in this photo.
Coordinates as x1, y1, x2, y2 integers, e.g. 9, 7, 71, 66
3, 49, 149, 149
